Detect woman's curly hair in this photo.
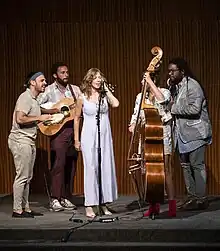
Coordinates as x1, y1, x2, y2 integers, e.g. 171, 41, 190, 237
80, 68, 106, 99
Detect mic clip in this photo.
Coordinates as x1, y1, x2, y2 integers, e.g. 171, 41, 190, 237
100, 81, 107, 97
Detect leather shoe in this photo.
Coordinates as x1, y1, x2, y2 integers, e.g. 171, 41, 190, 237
197, 199, 209, 210
177, 198, 190, 209
25, 211, 44, 216
180, 199, 198, 211
12, 211, 34, 218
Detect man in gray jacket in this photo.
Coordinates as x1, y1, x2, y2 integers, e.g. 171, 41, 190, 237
168, 58, 212, 210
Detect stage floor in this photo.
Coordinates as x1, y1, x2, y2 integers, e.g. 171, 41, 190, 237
0, 194, 220, 249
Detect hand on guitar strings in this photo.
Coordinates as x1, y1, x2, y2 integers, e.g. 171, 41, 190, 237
39, 114, 52, 122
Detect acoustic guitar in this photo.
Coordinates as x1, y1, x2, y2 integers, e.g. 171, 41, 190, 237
38, 97, 75, 136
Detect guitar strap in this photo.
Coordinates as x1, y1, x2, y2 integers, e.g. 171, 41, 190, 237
68, 84, 77, 102
67, 83, 81, 154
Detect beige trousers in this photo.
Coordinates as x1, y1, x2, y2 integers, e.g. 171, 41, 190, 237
8, 139, 36, 211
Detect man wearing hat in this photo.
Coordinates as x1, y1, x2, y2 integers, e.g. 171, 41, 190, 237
8, 72, 51, 218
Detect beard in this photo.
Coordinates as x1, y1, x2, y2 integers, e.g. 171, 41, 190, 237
56, 77, 68, 86
170, 74, 184, 85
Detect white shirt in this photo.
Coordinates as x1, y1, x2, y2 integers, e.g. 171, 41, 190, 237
129, 87, 172, 125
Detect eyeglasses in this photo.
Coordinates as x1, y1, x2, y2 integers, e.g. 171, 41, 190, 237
168, 69, 180, 73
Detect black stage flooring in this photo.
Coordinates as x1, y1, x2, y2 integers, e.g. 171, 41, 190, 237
0, 194, 220, 250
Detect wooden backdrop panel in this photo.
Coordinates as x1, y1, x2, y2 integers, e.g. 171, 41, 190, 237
0, 0, 219, 196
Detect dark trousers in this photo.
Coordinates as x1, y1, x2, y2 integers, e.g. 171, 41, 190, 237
50, 122, 78, 200
179, 145, 207, 199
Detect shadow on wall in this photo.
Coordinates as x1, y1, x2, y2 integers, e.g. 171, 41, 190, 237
30, 148, 50, 195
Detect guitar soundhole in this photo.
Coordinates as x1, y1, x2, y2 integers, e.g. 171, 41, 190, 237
60, 105, 70, 117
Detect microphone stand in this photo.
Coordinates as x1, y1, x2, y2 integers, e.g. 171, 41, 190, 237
96, 83, 105, 217
61, 82, 118, 243
92, 82, 118, 223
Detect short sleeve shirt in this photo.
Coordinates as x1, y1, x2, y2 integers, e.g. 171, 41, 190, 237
8, 89, 41, 145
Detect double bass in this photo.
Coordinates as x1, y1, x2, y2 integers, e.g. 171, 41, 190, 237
127, 46, 165, 219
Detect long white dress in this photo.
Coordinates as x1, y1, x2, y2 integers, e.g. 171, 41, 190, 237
81, 95, 118, 206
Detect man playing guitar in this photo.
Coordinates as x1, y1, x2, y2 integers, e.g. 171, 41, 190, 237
38, 62, 82, 212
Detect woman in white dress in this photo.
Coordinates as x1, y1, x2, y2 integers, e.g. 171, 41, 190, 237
74, 68, 119, 218
129, 72, 176, 218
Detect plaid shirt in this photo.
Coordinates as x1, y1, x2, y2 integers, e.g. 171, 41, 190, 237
37, 82, 82, 107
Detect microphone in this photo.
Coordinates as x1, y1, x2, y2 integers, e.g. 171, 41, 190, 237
100, 79, 107, 96
101, 78, 107, 86
167, 78, 177, 98
167, 78, 171, 88
101, 78, 104, 87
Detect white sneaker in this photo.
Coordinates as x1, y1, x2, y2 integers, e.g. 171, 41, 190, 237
60, 198, 76, 210
50, 199, 64, 212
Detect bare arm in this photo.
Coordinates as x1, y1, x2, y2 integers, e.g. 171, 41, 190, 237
41, 108, 59, 114
128, 94, 145, 133
16, 111, 52, 125
74, 98, 83, 150
145, 73, 164, 102
104, 84, 119, 108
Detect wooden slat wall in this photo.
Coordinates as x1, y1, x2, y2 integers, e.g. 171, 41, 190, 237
0, 0, 220, 196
